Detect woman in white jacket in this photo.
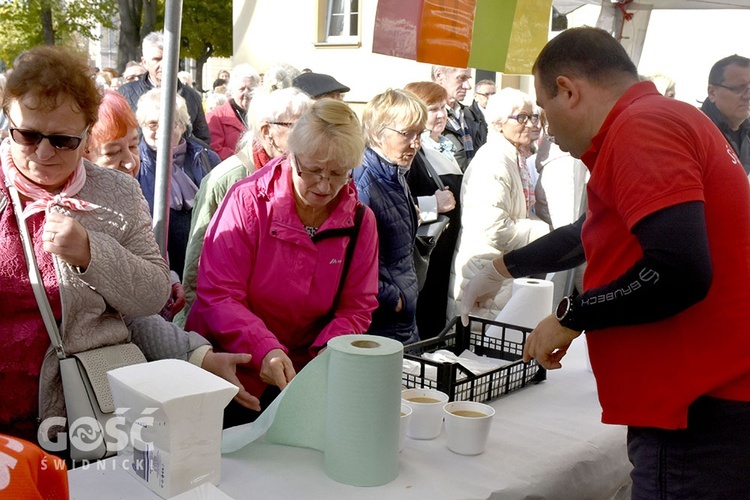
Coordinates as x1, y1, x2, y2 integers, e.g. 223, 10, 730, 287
449, 88, 549, 320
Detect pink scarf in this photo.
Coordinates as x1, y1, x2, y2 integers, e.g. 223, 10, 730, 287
0, 138, 99, 218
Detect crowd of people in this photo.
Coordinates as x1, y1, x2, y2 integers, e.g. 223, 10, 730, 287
1, 25, 750, 498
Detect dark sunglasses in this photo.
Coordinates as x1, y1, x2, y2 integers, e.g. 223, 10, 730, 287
9, 125, 90, 151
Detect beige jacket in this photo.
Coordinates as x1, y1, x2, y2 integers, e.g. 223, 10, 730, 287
38, 161, 170, 421
449, 134, 549, 320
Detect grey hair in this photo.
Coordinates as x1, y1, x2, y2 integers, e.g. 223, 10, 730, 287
249, 87, 312, 138
136, 87, 190, 131
262, 63, 301, 92
229, 63, 261, 91
142, 31, 164, 52
484, 87, 534, 125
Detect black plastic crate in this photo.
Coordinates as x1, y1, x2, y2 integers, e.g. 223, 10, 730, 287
402, 316, 546, 402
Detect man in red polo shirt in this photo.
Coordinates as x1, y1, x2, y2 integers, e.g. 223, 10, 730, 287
461, 27, 750, 498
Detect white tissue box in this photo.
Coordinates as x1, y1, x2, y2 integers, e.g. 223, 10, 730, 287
107, 359, 238, 499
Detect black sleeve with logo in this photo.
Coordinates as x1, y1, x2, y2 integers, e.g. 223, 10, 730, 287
504, 201, 712, 332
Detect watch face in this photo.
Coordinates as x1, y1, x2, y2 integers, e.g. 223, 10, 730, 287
556, 296, 571, 321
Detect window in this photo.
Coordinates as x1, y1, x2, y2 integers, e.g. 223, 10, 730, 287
325, 0, 359, 43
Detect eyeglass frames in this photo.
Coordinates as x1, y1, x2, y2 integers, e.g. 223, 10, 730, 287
9, 121, 90, 151
267, 121, 295, 128
292, 154, 351, 187
713, 83, 750, 96
383, 126, 424, 143
475, 91, 496, 97
508, 113, 540, 126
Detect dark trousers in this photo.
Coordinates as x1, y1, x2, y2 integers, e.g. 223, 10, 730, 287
627, 396, 750, 500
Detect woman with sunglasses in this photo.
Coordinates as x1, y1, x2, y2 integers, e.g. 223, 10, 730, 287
353, 88, 427, 345
449, 87, 550, 321
0, 46, 171, 446
186, 99, 378, 426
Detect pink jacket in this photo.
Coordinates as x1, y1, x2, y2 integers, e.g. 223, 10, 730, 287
206, 100, 246, 160
185, 155, 379, 397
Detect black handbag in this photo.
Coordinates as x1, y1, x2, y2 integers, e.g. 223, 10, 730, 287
413, 160, 451, 291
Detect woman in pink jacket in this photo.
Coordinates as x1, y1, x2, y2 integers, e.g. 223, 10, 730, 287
186, 99, 379, 426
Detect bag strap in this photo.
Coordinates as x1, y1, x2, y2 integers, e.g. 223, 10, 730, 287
311, 202, 365, 317
6, 182, 66, 359
421, 150, 446, 190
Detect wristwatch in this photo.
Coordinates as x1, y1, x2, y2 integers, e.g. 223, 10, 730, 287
555, 295, 576, 329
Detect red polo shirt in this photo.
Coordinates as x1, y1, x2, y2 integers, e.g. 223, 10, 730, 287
580, 81, 750, 429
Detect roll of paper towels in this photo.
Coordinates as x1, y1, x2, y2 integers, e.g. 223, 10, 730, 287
487, 278, 554, 342
221, 334, 403, 487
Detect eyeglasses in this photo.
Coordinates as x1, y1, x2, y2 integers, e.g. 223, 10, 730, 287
267, 121, 295, 128
508, 113, 540, 126
475, 92, 496, 97
9, 122, 90, 151
124, 74, 140, 82
383, 127, 424, 143
713, 83, 750, 96
292, 154, 351, 186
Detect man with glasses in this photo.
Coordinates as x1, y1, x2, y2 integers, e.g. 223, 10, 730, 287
468, 79, 495, 149
701, 54, 750, 175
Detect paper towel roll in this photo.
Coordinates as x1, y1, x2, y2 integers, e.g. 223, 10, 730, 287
221, 334, 403, 487
487, 278, 554, 343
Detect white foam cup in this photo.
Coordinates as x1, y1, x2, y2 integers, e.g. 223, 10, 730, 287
399, 403, 412, 452
443, 401, 495, 455
401, 388, 449, 440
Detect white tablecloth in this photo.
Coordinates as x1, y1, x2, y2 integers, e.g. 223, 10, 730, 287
69, 337, 632, 500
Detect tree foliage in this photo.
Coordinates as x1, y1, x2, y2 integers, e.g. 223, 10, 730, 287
0, 0, 118, 67
116, 0, 158, 72
178, 0, 232, 92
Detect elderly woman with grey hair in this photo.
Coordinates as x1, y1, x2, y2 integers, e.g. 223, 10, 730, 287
449, 87, 550, 321
353, 88, 427, 344
206, 63, 261, 160
174, 87, 312, 327
135, 88, 220, 281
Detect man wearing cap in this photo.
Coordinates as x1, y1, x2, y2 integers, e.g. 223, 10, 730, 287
292, 72, 350, 101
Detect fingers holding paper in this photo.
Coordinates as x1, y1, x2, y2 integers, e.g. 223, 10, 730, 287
261, 349, 296, 391
522, 314, 581, 370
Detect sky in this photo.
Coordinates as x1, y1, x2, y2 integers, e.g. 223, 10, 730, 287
567, 6, 750, 106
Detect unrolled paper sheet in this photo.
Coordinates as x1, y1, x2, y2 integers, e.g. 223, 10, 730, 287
487, 278, 554, 343
221, 334, 404, 487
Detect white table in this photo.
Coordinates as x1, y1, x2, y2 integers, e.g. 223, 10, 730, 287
69, 337, 632, 499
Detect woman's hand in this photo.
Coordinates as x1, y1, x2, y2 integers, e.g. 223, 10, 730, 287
168, 282, 186, 316
434, 187, 455, 213
43, 212, 91, 269
201, 351, 261, 411
260, 349, 296, 390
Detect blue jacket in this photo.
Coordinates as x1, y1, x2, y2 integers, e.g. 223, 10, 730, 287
137, 139, 220, 278
353, 148, 419, 344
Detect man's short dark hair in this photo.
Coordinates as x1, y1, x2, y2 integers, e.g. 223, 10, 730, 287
708, 55, 750, 86
533, 27, 638, 98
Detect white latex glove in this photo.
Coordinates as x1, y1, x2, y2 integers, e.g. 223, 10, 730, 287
460, 262, 507, 326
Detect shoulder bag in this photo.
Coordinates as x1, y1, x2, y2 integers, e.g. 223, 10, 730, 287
413, 159, 451, 291
7, 183, 146, 462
